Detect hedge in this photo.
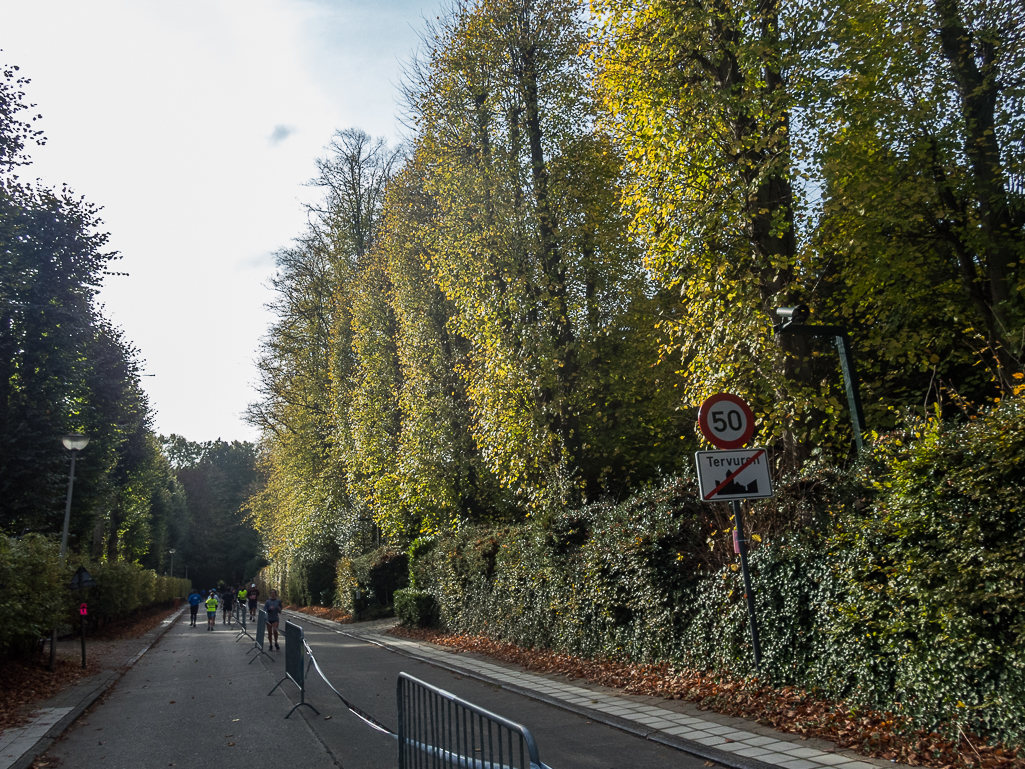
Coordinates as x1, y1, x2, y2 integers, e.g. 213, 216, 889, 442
336, 547, 409, 619
411, 397, 1025, 744
0, 535, 191, 654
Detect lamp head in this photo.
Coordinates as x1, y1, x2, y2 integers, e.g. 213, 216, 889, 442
62, 433, 90, 451
775, 305, 810, 325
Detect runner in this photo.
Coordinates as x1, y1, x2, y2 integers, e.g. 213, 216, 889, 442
204, 590, 219, 630
247, 583, 260, 622
264, 589, 283, 651
187, 588, 201, 627
221, 585, 236, 624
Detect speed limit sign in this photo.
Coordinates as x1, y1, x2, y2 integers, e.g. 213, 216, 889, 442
698, 393, 755, 449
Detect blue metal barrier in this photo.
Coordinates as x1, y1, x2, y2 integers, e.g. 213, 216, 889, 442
268, 621, 319, 718
397, 672, 548, 769
247, 609, 274, 664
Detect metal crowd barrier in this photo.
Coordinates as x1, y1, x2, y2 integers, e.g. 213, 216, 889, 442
235, 604, 254, 643
247, 608, 275, 664
268, 621, 319, 718
255, 615, 550, 768
397, 673, 547, 769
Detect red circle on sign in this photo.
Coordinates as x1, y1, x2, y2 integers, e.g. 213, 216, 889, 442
698, 393, 755, 449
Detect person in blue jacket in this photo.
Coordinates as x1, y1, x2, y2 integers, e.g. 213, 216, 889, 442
187, 589, 202, 627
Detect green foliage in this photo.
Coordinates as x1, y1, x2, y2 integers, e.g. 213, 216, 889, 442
1, 58, 189, 578
829, 398, 1025, 738
167, 436, 262, 589
413, 397, 1025, 743
0, 535, 65, 653
336, 546, 409, 618
394, 588, 438, 628
0, 534, 189, 655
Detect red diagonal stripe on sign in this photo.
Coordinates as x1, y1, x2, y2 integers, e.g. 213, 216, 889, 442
703, 450, 765, 501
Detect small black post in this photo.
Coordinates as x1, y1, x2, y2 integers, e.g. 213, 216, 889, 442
732, 499, 762, 672
80, 611, 86, 669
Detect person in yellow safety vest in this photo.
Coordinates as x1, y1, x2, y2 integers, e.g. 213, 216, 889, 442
205, 590, 219, 631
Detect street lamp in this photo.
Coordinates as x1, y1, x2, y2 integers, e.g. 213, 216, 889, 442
59, 434, 90, 565
168, 548, 176, 578
52, 433, 89, 670
774, 307, 867, 451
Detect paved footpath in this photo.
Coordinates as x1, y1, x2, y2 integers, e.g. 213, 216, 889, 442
12, 609, 897, 769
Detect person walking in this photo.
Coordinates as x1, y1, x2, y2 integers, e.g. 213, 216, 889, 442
264, 589, 283, 651
221, 585, 236, 624
247, 583, 260, 622
204, 590, 219, 631
187, 588, 202, 627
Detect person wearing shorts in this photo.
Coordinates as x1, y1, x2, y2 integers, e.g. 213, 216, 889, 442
264, 589, 283, 651
247, 583, 260, 621
187, 589, 201, 627
221, 585, 235, 624
205, 590, 219, 630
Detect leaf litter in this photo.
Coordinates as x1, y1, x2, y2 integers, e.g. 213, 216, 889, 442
390, 627, 1022, 769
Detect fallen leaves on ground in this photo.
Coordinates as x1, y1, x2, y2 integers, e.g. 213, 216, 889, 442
87, 604, 178, 642
1, 604, 178, 735
285, 605, 352, 623
0, 656, 99, 734
390, 627, 1022, 769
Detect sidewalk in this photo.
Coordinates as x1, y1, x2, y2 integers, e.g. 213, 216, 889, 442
26, 609, 338, 769
0, 608, 186, 769
292, 612, 893, 769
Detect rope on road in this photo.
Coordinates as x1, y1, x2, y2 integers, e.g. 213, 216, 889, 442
301, 636, 398, 738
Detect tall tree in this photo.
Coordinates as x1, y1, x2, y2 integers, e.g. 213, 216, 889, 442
592, 0, 824, 459
410, 0, 687, 509
813, 0, 1024, 408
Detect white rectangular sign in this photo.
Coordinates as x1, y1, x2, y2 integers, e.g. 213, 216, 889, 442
695, 449, 774, 502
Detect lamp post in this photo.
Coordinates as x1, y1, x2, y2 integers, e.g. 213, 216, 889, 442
168, 548, 176, 578
51, 433, 89, 671
774, 307, 867, 451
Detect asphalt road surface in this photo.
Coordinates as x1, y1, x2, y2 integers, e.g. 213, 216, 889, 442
40, 613, 711, 769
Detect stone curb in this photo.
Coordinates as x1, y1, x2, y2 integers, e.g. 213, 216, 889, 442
7, 606, 188, 769
281, 611, 779, 769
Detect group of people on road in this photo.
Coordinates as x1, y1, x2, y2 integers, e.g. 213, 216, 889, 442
186, 584, 284, 648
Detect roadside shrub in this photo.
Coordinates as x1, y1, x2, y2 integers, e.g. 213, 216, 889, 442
336, 547, 409, 619
0, 536, 189, 654
0, 535, 65, 654
413, 397, 1025, 744
394, 588, 437, 628
75, 559, 188, 626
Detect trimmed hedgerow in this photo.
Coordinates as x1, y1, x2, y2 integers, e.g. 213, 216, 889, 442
0, 536, 190, 654
394, 588, 437, 628
412, 398, 1025, 744
336, 546, 409, 619
0, 535, 66, 654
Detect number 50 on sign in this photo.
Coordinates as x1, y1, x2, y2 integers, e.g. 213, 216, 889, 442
698, 393, 755, 449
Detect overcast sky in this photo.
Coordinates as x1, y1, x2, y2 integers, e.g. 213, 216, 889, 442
1, 0, 442, 443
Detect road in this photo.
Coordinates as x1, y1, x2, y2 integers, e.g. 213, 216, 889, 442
39, 612, 711, 769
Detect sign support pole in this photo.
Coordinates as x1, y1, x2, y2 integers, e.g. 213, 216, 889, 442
732, 499, 762, 672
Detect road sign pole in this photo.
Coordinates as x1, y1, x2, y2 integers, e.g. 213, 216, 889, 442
732, 499, 762, 672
